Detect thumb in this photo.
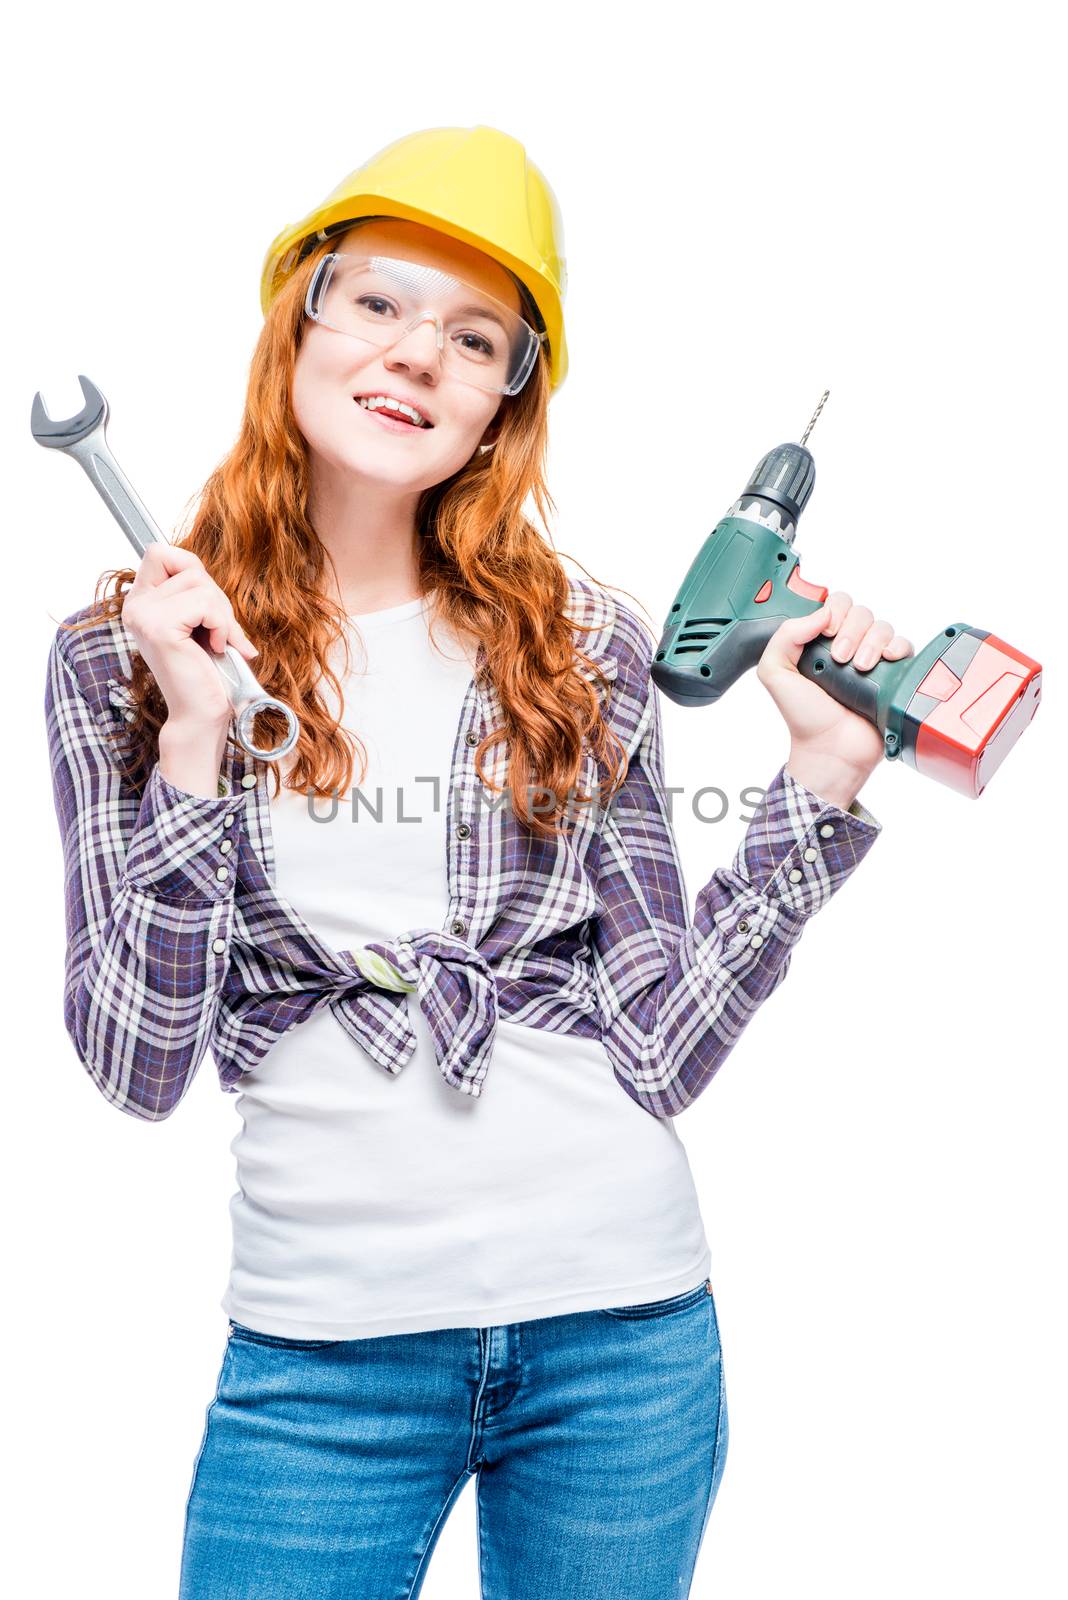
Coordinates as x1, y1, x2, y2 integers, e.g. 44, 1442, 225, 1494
763, 603, 832, 672
232, 626, 259, 659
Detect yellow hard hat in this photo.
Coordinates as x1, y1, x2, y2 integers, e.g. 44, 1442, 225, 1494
260, 124, 568, 392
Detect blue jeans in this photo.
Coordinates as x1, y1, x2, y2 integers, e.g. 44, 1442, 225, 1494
179, 1278, 729, 1598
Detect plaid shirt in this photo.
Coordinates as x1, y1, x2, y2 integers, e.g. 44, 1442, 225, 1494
44, 577, 882, 1123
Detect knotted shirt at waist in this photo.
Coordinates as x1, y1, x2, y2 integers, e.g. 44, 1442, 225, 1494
266, 927, 499, 1098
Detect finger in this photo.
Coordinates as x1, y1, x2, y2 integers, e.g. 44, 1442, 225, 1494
152, 585, 233, 645
151, 567, 206, 600
852, 620, 896, 671
146, 573, 256, 656
124, 575, 213, 641
200, 602, 257, 659
128, 543, 202, 594
830, 604, 875, 662
213, 611, 259, 659
198, 599, 235, 658
819, 590, 853, 636
759, 602, 833, 676
190, 594, 257, 658
882, 634, 914, 658
134, 570, 216, 640
152, 572, 239, 641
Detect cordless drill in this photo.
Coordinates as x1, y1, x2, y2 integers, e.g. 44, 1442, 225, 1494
650, 405, 1042, 798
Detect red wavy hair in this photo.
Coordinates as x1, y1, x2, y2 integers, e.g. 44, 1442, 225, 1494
58, 234, 647, 840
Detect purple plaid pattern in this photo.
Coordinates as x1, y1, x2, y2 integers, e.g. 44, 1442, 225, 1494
45, 578, 882, 1122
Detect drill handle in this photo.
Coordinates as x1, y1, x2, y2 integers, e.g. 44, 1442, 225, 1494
795, 636, 897, 731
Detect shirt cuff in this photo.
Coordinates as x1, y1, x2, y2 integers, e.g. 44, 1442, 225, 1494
734, 761, 883, 922
122, 761, 249, 902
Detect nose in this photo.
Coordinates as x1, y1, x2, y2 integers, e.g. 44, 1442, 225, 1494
383, 312, 443, 382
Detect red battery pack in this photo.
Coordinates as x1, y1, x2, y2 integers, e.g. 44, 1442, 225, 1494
906, 631, 1042, 797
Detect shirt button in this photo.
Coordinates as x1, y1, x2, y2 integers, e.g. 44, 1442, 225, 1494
819, 823, 835, 837
737, 919, 750, 934
456, 822, 471, 839
220, 838, 233, 855
211, 938, 226, 955
803, 847, 818, 861
750, 934, 763, 948
450, 918, 467, 936
788, 868, 803, 883
241, 773, 257, 789
215, 867, 229, 883
223, 814, 235, 829
465, 731, 479, 746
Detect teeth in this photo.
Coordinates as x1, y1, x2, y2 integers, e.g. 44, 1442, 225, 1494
357, 395, 429, 427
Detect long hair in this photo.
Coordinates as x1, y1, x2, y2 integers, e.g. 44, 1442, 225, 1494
58, 235, 643, 840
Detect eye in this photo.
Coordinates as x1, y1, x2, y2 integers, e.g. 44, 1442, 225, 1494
457, 331, 495, 357
357, 295, 396, 317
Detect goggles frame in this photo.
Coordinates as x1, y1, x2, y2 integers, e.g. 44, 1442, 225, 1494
303, 249, 548, 397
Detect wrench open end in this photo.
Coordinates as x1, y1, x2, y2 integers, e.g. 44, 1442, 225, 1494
30, 373, 107, 448
32, 368, 304, 764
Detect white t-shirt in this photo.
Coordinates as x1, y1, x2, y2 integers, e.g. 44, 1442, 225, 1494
221, 593, 712, 1339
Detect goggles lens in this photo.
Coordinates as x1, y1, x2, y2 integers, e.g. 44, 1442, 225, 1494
304, 252, 545, 396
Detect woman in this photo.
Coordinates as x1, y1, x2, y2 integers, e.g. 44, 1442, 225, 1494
45, 125, 912, 1598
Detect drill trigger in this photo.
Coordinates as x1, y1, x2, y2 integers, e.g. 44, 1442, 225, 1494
787, 565, 829, 605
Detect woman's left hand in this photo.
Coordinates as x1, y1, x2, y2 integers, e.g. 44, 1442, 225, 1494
757, 592, 915, 781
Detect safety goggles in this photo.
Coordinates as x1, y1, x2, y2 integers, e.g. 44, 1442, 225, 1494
304, 252, 548, 397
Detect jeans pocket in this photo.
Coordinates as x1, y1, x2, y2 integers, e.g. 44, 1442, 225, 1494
227, 1319, 341, 1351
597, 1279, 712, 1321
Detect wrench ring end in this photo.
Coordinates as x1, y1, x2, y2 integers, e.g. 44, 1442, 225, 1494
235, 697, 300, 762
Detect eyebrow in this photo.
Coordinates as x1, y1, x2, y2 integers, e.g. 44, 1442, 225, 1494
347, 261, 519, 331
455, 303, 514, 332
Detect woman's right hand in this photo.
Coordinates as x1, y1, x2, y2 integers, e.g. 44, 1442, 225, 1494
122, 544, 260, 730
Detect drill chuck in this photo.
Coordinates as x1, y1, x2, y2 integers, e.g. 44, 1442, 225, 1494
734, 442, 816, 536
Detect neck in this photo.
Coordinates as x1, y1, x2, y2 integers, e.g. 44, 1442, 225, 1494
308, 458, 425, 615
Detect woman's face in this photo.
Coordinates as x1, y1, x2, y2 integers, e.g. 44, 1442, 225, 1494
292, 216, 521, 495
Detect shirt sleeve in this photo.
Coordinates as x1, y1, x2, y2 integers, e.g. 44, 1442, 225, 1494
588, 669, 883, 1118
44, 630, 248, 1121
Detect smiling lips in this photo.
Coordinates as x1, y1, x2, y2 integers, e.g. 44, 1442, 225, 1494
354, 395, 432, 429
356, 405, 425, 434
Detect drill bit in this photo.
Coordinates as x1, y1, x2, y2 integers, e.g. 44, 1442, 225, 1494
800, 389, 830, 448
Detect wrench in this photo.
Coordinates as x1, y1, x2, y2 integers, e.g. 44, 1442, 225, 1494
31, 373, 300, 762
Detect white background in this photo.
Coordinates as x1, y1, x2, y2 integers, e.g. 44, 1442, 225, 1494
5, 1, 1064, 1595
